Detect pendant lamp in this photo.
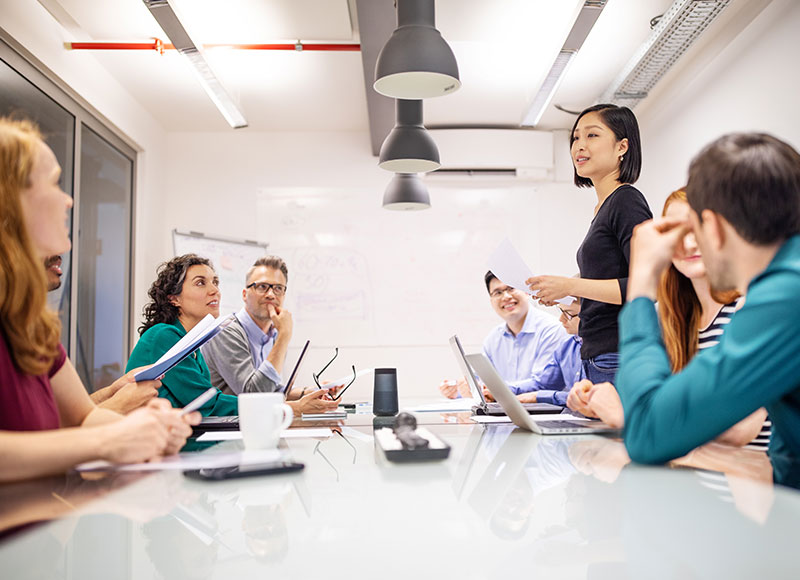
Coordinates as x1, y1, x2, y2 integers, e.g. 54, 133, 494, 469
379, 99, 440, 173
382, 173, 431, 211
374, 0, 460, 99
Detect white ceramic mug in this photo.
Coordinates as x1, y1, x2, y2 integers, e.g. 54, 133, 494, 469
238, 393, 293, 450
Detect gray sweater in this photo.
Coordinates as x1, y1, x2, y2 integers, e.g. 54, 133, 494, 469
201, 316, 282, 396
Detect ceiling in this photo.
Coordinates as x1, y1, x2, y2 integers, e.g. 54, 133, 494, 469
41, 0, 733, 141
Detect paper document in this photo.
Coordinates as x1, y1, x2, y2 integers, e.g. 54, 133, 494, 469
75, 449, 285, 472
196, 428, 333, 442
487, 238, 575, 305
135, 313, 232, 381
470, 415, 513, 424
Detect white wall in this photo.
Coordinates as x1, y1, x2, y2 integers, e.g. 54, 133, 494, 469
637, 0, 800, 213
0, 0, 169, 344
163, 130, 595, 400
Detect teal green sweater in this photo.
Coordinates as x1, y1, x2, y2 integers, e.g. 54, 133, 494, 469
126, 319, 238, 416
617, 235, 800, 474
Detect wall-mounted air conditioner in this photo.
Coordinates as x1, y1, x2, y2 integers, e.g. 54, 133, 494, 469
424, 129, 570, 182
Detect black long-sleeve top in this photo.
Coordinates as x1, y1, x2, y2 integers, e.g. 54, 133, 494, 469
576, 184, 652, 360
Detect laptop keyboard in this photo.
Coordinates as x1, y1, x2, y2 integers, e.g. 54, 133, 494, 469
537, 420, 603, 430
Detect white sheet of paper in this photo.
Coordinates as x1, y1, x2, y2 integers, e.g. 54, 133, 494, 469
75, 449, 284, 472
195, 428, 332, 442
487, 238, 575, 305
470, 415, 512, 423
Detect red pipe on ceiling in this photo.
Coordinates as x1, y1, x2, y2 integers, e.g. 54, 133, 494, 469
65, 40, 361, 54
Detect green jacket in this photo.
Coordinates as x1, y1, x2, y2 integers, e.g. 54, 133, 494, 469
126, 319, 238, 416
617, 235, 800, 477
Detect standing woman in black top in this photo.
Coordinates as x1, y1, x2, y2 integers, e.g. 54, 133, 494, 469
527, 104, 652, 385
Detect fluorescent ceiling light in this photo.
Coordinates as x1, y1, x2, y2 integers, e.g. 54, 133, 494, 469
521, 0, 608, 127
599, 0, 731, 108
521, 50, 576, 127
143, 0, 247, 129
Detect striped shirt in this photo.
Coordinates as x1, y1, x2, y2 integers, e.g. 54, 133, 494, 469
699, 299, 771, 450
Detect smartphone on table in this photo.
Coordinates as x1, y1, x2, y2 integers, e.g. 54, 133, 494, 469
184, 461, 304, 481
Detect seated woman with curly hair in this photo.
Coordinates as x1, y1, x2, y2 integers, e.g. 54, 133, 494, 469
0, 117, 197, 482
127, 254, 337, 416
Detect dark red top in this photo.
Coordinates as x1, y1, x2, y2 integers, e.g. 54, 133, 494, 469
0, 330, 67, 431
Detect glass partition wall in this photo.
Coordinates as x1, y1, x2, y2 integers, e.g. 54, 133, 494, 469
0, 38, 136, 393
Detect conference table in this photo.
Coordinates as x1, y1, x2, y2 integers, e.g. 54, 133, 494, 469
1, 405, 798, 579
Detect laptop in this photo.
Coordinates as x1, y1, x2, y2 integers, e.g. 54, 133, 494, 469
449, 335, 562, 416
466, 353, 620, 436
197, 340, 311, 432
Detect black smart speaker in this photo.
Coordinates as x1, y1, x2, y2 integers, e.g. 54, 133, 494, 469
373, 368, 399, 416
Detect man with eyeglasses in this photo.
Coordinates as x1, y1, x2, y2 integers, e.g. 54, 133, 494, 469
439, 270, 568, 399
201, 256, 337, 413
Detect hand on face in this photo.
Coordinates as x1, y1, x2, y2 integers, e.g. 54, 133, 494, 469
628, 217, 691, 299
665, 200, 707, 280
266, 303, 293, 337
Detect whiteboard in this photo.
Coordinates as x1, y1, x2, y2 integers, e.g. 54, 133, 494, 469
172, 230, 268, 317
255, 183, 592, 349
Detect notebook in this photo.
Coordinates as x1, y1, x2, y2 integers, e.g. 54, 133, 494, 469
449, 335, 562, 416
197, 340, 311, 432
135, 313, 232, 381
466, 353, 620, 436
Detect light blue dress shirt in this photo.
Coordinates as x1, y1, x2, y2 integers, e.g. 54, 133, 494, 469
235, 307, 284, 390
482, 305, 568, 396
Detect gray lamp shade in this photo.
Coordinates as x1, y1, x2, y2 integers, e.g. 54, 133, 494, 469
382, 173, 431, 211
379, 99, 440, 173
374, 0, 460, 99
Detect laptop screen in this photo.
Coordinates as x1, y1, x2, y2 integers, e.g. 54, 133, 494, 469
283, 340, 311, 395
449, 335, 485, 404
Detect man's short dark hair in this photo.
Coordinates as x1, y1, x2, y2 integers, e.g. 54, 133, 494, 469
484, 270, 497, 294
571, 104, 642, 188
686, 133, 800, 245
247, 255, 289, 285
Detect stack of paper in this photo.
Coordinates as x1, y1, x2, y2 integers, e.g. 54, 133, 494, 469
135, 313, 232, 381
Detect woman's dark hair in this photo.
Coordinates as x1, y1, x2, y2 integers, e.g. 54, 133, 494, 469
571, 103, 642, 188
139, 254, 214, 335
